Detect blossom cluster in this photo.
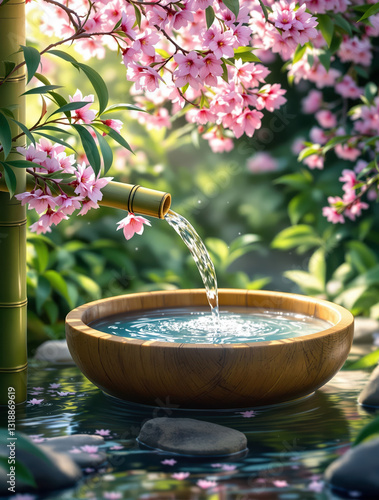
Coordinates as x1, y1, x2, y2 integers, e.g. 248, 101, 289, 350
32, 0, 321, 152
284, 3, 379, 225
15, 138, 112, 234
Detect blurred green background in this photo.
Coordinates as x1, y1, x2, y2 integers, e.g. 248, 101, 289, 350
25, 14, 379, 350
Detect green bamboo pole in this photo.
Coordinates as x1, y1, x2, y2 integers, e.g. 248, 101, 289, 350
0, 0, 27, 405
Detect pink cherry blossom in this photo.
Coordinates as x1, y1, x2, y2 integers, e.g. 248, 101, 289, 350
161, 458, 177, 466
302, 90, 323, 114
27, 398, 44, 405
308, 480, 324, 492
16, 145, 47, 164
171, 472, 190, 480
232, 109, 263, 139
247, 153, 279, 173
273, 480, 288, 488
316, 110, 337, 129
117, 213, 151, 240
103, 493, 122, 500
80, 445, 99, 454
95, 429, 111, 436
237, 410, 256, 418
69, 89, 97, 124
197, 479, 217, 489
303, 154, 324, 170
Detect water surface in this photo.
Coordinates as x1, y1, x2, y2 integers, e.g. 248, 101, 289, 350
91, 307, 331, 344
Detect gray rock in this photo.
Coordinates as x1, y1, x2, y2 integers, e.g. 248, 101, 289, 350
358, 364, 379, 407
138, 417, 248, 457
353, 317, 379, 344
0, 434, 82, 495
41, 434, 107, 469
34, 339, 74, 364
325, 436, 379, 498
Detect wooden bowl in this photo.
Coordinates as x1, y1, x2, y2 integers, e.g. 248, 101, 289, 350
65, 289, 354, 409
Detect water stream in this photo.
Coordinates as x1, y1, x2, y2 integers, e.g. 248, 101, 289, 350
165, 209, 219, 320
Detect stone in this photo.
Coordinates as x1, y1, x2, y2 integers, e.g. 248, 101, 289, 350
137, 417, 248, 457
353, 317, 379, 344
41, 434, 107, 468
358, 364, 379, 407
324, 437, 379, 498
0, 434, 82, 495
34, 339, 75, 364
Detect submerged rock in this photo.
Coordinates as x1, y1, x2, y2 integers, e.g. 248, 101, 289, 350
138, 417, 248, 457
0, 435, 82, 495
358, 364, 379, 407
34, 339, 74, 364
324, 437, 379, 498
41, 434, 107, 468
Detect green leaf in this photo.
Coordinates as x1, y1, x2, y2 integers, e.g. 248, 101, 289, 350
347, 240, 377, 273
48, 101, 90, 119
22, 84, 62, 96
349, 263, 379, 288
11, 119, 35, 145
233, 48, 261, 62
347, 349, 379, 370
31, 239, 50, 273
36, 275, 52, 313
91, 126, 113, 174
364, 82, 378, 104
274, 170, 313, 190
332, 13, 352, 35
223, 0, 240, 19
33, 131, 76, 152
6, 160, 45, 169
318, 50, 331, 71
0, 429, 51, 465
2, 60, 15, 77
292, 44, 307, 64
298, 145, 322, 161
43, 270, 73, 308
323, 135, 352, 153
272, 225, 322, 252
72, 124, 101, 176
309, 248, 326, 289
288, 192, 314, 224
357, 2, 379, 22
101, 103, 147, 115
77, 63, 108, 115
69, 273, 101, 300
354, 416, 379, 445
47, 50, 109, 114
102, 125, 133, 153
21, 45, 41, 84
34, 72, 51, 86
0, 111, 12, 159
133, 4, 142, 28
258, 0, 269, 22
0, 162, 17, 198
284, 270, 323, 294
317, 14, 335, 47
221, 59, 228, 83
37, 125, 70, 135
0, 457, 36, 488
205, 6, 215, 28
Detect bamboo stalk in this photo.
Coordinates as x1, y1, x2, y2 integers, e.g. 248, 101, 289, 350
0, 0, 27, 405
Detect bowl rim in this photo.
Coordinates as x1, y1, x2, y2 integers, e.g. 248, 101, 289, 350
65, 288, 354, 349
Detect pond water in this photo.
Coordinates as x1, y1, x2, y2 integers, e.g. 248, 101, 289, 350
0, 352, 377, 500
90, 307, 331, 344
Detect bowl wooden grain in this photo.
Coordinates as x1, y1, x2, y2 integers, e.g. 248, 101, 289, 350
65, 289, 354, 409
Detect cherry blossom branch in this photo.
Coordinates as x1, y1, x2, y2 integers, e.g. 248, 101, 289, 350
42, 0, 83, 31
